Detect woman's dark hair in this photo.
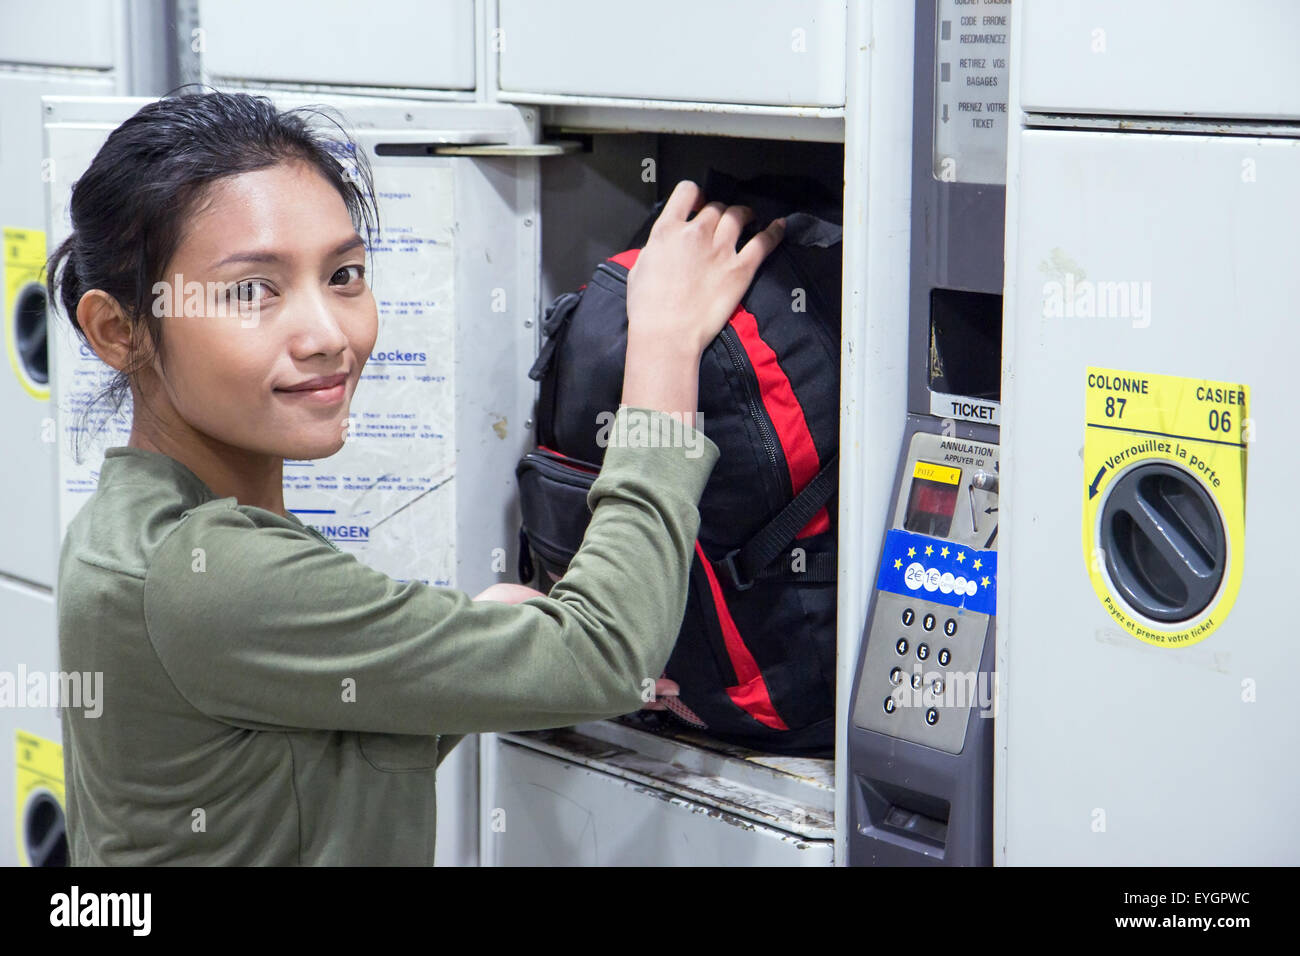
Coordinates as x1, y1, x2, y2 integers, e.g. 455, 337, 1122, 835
46, 85, 379, 449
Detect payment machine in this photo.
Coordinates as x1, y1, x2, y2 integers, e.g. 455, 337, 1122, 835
847, 0, 1010, 866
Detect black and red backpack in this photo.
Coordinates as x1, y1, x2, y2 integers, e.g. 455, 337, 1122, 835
516, 170, 841, 755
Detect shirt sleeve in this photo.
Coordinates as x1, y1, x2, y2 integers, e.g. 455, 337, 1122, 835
142, 404, 719, 736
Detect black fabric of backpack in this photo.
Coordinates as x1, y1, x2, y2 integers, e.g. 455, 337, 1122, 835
516, 169, 842, 755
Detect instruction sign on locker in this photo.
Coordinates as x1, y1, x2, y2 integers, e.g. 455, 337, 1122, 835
933, 0, 1012, 186
1082, 366, 1249, 647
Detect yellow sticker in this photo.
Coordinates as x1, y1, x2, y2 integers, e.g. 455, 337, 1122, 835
1082, 367, 1248, 647
913, 461, 961, 485
4, 227, 50, 400
15, 730, 65, 867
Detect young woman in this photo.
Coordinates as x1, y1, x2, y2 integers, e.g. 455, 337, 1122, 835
49, 90, 785, 865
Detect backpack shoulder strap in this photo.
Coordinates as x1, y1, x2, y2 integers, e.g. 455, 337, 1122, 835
714, 452, 839, 590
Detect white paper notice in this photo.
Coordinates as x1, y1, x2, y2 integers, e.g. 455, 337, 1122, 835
57, 342, 133, 524
284, 163, 458, 587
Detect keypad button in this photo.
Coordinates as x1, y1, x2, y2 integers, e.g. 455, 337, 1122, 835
916, 643, 930, 661
925, 707, 939, 725
922, 613, 936, 631
901, 608, 915, 627
910, 672, 922, 690
889, 666, 903, 686
883, 696, 897, 714
931, 677, 944, 695
895, 638, 908, 655
944, 618, 957, 637
938, 648, 951, 666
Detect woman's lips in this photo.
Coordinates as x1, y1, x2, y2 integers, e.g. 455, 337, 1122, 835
275, 373, 347, 404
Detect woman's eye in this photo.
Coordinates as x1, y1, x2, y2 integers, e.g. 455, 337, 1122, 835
232, 279, 273, 303
331, 264, 365, 287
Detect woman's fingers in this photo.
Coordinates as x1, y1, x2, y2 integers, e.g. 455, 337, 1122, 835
736, 217, 787, 273
640, 677, 681, 711
713, 204, 755, 250
653, 179, 705, 236
690, 200, 728, 234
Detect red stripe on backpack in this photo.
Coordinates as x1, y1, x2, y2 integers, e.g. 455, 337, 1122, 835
695, 541, 789, 731
727, 308, 830, 537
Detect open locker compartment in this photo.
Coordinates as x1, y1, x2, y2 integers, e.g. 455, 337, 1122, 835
486, 128, 844, 865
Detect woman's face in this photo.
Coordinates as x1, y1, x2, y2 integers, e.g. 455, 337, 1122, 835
149, 159, 376, 461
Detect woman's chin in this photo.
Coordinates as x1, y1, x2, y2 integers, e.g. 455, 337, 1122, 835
281, 433, 348, 462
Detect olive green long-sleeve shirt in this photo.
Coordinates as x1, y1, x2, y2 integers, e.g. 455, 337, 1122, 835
57, 404, 719, 865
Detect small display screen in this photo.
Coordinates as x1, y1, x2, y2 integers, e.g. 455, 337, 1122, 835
904, 461, 961, 537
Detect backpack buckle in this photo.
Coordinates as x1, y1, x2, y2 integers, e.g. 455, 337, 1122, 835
718, 548, 754, 591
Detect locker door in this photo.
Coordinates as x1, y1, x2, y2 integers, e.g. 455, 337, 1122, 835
496, 0, 847, 108
999, 128, 1299, 864
196, 0, 477, 92
43, 93, 543, 866
0, 578, 59, 866
1018, 0, 1300, 119
0, 71, 112, 589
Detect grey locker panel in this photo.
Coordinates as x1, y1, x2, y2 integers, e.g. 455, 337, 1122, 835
1019, 0, 1300, 119
0, 580, 60, 867
0, 0, 117, 69
197, 0, 476, 91
497, 0, 846, 107
0, 71, 112, 588
999, 129, 1298, 864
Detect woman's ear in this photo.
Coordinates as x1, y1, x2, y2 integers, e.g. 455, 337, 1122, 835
76, 290, 135, 372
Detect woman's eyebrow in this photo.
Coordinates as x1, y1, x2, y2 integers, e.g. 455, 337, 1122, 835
210, 234, 366, 269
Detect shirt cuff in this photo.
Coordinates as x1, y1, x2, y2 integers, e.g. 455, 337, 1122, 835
586, 404, 720, 507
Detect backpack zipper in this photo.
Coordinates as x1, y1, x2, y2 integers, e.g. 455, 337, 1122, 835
719, 326, 780, 472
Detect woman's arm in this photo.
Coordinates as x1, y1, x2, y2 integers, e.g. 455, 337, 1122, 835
139, 181, 781, 738
141, 404, 717, 736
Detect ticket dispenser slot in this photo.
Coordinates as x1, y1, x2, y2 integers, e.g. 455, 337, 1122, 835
929, 289, 1001, 404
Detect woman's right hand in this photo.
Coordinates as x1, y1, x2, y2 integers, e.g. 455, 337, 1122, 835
618, 181, 785, 422
626, 180, 785, 357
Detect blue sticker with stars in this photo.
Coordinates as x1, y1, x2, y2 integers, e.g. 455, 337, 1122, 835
875, 529, 997, 616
